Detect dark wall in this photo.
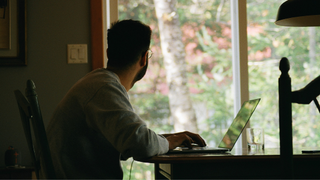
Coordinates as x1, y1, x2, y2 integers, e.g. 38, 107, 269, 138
0, 0, 92, 166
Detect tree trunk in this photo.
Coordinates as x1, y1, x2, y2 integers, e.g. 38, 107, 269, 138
153, 0, 198, 133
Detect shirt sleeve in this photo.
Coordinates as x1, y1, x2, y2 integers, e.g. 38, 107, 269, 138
83, 81, 169, 160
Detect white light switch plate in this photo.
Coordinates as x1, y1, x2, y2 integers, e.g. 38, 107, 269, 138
67, 44, 88, 64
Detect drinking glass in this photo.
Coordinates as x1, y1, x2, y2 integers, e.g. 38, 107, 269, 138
246, 128, 264, 150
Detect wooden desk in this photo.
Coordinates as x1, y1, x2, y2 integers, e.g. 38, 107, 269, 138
140, 148, 320, 179
0, 167, 35, 179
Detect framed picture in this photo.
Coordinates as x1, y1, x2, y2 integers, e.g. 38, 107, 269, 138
0, 0, 26, 66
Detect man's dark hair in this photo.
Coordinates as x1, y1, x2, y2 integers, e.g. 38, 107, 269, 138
107, 19, 151, 69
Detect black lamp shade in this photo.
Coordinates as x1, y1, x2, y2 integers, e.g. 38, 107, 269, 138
275, 0, 320, 26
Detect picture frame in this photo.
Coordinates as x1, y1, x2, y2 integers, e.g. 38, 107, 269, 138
0, 0, 26, 66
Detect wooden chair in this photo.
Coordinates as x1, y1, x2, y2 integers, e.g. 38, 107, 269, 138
278, 57, 293, 178
14, 79, 56, 179
279, 57, 320, 178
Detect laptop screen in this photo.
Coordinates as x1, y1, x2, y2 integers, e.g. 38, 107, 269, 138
218, 98, 260, 149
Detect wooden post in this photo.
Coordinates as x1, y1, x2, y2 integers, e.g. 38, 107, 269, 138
278, 57, 293, 178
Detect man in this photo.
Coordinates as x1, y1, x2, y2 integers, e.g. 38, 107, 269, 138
43, 19, 206, 179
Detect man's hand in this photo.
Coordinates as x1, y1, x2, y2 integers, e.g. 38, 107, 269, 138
163, 131, 206, 150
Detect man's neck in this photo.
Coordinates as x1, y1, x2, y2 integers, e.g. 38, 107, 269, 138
106, 66, 137, 92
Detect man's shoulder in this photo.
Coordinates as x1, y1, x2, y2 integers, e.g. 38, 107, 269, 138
77, 69, 127, 98
87, 68, 119, 82
74, 68, 121, 89
63, 68, 124, 102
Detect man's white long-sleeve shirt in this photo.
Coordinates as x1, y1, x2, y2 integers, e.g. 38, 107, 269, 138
43, 68, 169, 179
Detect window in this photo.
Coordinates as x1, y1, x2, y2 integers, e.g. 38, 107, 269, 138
112, 0, 248, 179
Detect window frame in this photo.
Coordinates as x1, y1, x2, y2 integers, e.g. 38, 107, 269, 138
90, 0, 104, 69
90, 0, 118, 70
231, 0, 249, 150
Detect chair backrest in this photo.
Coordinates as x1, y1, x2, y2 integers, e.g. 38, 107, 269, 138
278, 57, 293, 178
14, 79, 56, 179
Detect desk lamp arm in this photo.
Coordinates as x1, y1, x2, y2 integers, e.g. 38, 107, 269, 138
291, 75, 320, 113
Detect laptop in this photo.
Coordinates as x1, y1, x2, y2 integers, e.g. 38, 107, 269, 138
167, 98, 261, 154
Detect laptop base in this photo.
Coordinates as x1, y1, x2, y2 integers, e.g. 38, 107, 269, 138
167, 147, 230, 154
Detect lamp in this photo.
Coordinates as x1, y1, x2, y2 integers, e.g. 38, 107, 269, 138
275, 0, 320, 110
275, 0, 320, 27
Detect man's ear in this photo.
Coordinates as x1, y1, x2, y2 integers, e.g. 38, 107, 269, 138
139, 51, 148, 67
